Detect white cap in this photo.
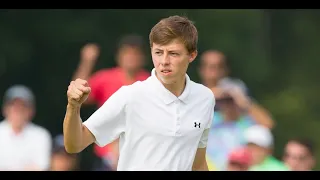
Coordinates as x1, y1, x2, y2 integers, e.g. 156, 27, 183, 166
3, 85, 35, 107
245, 125, 273, 148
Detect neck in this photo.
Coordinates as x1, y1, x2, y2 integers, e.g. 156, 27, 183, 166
157, 74, 186, 97
123, 68, 139, 83
11, 125, 25, 135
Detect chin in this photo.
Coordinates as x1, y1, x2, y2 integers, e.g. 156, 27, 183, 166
158, 75, 176, 85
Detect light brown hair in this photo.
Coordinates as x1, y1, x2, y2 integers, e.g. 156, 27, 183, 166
149, 15, 198, 54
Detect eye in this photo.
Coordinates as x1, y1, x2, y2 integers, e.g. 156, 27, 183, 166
155, 51, 162, 55
170, 53, 179, 56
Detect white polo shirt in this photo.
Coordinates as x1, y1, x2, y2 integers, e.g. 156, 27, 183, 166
0, 120, 52, 171
83, 69, 215, 171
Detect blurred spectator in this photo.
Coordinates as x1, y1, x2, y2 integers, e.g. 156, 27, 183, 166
199, 50, 247, 102
283, 138, 316, 171
226, 147, 252, 171
245, 125, 289, 171
199, 50, 274, 171
50, 135, 79, 171
0, 85, 52, 171
206, 81, 273, 170
199, 50, 228, 96
72, 35, 150, 170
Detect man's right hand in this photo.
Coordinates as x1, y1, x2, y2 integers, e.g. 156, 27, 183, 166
67, 78, 91, 107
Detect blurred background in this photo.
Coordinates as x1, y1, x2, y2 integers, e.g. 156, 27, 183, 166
0, 9, 319, 171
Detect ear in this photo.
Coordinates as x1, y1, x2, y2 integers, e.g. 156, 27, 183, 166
28, 106, 35, 120
2, 104, 8, 118
189, 50, 198, 63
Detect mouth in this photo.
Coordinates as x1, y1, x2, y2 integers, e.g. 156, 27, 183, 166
161, 70, 172, 75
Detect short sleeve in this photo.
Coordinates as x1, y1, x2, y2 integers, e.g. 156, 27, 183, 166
198, 93, 215, 148
83, 86, 129, 147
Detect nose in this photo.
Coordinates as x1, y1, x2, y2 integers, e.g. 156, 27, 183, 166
160, 54, 170, 66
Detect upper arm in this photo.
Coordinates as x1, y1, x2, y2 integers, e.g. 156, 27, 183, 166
82, 86, 129, 147
81, 124, 96, 149
33, 130, 52, 170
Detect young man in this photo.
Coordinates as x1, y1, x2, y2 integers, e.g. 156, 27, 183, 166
63, 15, 215, 171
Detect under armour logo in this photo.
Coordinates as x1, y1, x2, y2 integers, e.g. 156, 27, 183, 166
194, 122, 201, 128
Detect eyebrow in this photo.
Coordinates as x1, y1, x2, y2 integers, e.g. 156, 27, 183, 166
154, 48, 180, 53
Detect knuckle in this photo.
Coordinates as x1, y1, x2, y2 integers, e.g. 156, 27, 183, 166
74, 94, 80, 100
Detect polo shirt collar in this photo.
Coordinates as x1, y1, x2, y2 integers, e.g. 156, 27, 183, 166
150, 68, 191, 105
2, 119, 30, 137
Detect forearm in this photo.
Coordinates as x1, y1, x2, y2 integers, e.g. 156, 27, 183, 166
63, 104, 84, 153
247, 103, 274, 129
193, 161, 209, 171
72, 60, 95, 80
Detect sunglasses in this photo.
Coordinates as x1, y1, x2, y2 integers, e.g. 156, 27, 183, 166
284, 152, 308, 161
216, 97, 234, 103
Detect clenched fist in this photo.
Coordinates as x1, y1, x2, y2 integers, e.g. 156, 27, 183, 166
67, 78, 91, 107
81, 43, 100, 63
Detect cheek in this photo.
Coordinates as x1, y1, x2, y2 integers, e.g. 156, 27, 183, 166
152, 55, 160, 66
173, 57, 188, 68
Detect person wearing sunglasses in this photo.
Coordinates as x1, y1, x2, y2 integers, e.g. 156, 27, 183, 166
283, 138, 316, 171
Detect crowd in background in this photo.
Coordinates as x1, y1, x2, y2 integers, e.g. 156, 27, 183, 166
0, 34, 316, 171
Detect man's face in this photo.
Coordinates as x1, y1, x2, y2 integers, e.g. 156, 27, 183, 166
117, 45, 145, 72
227, 161, 249, 171
151, 39, 197, 85
246, 143, 269, 165
283, 141, 315, 171
216, 95, 238, 113
199, 52, 227, 83
51, 152, 77, 171
4, 98, 34, 128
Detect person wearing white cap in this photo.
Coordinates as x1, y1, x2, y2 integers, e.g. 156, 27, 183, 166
245, 125, 289, 171
0, 85, 52, 171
